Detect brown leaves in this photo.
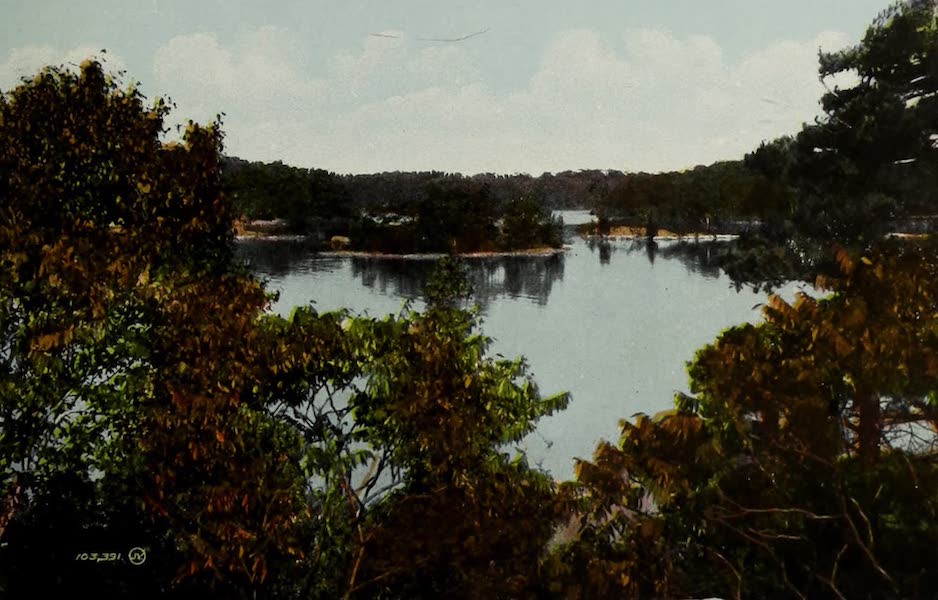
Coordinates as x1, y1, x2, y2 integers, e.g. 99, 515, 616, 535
0, 59, 301, 592
561, 244, 938, 598
30, 326, 75, 352
137, 273, 310, 586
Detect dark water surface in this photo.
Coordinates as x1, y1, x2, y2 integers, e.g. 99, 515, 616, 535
237, 211, 805, 479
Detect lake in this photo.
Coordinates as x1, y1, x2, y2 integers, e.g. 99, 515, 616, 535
236, 211, 806, 480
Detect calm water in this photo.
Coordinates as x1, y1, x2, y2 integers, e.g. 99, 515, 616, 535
237, 211, 805, 479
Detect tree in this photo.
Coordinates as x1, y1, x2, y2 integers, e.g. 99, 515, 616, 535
748, 1, 938, 239
557, 242, 938, 598
343, 259, 570, 598
0, 60, 321, 596
500, 195, 564, 250
0, 59, 575, 599
222, 157, 348, 232
415, 179, 499, 252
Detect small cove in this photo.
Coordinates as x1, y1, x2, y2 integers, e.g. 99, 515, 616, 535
237, 211, 807, 479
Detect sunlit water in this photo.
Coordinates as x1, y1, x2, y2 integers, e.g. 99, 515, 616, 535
237, 211, 807, 480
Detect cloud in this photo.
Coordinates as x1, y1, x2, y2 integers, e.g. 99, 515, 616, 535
153, 28, 326, 124
89, 27, 858, 173
488, 28, 853, 173
326, 30, 482, 108
0, 45, 126, 91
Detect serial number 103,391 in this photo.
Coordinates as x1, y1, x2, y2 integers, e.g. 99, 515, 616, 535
75, 552, 122, 562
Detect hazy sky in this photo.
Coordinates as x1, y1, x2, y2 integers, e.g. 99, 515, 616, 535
2, 1, 894, 174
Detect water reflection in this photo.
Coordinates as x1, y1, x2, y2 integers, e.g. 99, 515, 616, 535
647, 240, 730, 280
645, 240, 657, 265
235, 238, 324, 278
235, 239, 566, 307
349, 253, 565, 307
348, 258, 429, 299
238, 234, 745, 309
245, 232, 793, 479
586, 237, 732, 280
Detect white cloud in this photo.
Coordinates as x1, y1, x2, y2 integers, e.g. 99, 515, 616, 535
0, 45, 126, 91
6, 27, 851, 174
153, 28, 326, 125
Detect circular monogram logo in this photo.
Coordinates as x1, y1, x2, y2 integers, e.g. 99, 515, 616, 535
128, 547, 147, 566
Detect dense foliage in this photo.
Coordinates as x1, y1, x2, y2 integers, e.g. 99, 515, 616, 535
4, 2, 938, 597
0, 59, 321, 596
342, 259, 569, 597
0, 62, 569, 598
747, 0, 938, 241
562, 242, 938, 599
224, 160, 578, 253
593, 160, 793, 237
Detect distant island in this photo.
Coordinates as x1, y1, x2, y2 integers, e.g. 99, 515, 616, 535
223, 160, 578, 254
224, 138, 938, 261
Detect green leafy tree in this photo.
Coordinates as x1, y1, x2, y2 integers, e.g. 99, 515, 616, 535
500, 196, 564, 250
0, 59, 580, 600
343, 259, 570, 598
748, 0, 938, 240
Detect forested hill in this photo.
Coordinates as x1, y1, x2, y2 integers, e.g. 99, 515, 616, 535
224, 158, 619, 251
225, 0, 938, 249
220, 155, 790, 247
221, 157, 628, 224
224, 0, 938, 249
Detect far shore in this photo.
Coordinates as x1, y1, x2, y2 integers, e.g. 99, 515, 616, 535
235, 233, 310, 242
233, 233, 571, 259
582, 225, 740, 241
581, 225, 935, 242
316, 246, 570, 260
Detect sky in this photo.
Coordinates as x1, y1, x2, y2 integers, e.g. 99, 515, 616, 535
2, 1, 895, 175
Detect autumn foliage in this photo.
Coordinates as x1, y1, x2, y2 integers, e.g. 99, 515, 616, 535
0, 61, 570, 597
562, 242, 938, 598
5, 3, 938, 595
0, 60, 312, 595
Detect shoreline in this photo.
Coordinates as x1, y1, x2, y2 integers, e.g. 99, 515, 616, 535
234, 234, 571, 259
235, 233, 310, 242
316, 246, 570, 260
577, 224, 742, 241
584, 232, 741, 242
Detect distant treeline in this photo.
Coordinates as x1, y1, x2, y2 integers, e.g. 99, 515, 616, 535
222, 159, 632, 252
224, 0, 938, 257
598, 0, 938, 246
223, 141, 938, 248
220, 155, 804, 252
592, 160, 792, 236
592, 140, 938, 242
